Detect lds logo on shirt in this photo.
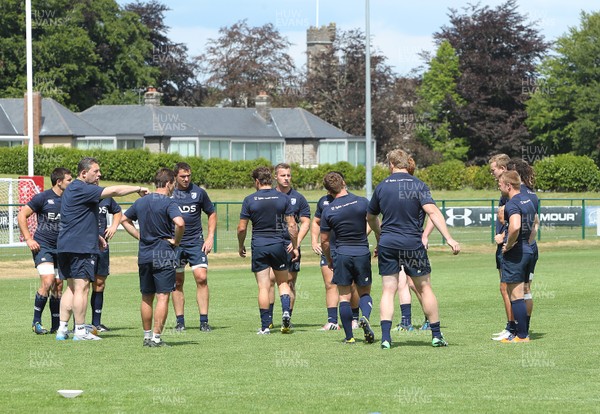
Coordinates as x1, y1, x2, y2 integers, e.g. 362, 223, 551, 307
191, 192, 197, 199
291, 198, 297, 205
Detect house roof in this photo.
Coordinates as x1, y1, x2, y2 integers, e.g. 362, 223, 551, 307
0, 98, 105, 137
79, 105, 354, 140
0, 97, 358, 141
0, 105, 18, 135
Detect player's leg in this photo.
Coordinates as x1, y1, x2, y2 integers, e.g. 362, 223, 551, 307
337, 285, 354, 342
192, 265, 210, 331
494, 247, 514, 340
524, 247, 537, 334
504, 282, 528, 341
141, 293, 154, 345
32, 263, 55, 334
148, 264, 175, 347
91, 249, 110, 331
139, 263, 155, 346
172, 247, 187, 331
410, 274, 447, 346
350, 283, 360, 329
354, 253, 374, 344
407, 276, 429, 330
377, 246, 401, 348
273, 268, 292, 333
268, 269, 276, 328
255, 268, 272, 333
287, 250, 300, 320
57, 278, 74, 340
395, 269, 414, 331
49, 275, 62, 333
319, 256, 339, 330
288, 270, 298, 319
55, 253, 73, 340
380, 275, 398, 348
72, 277, 95, 339
91, 276, 107, 330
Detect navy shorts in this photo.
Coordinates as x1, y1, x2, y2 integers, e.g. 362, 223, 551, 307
320, 254, 328, 267
33, 247, 57, 268
175, 243, 208, 270
501, 251, 533, 284
495, 244, 503, 270
527, 244, 538, 280
377, 246, 431, 277
332, 252, 372, 287
95, 249, 110, 277
251, 243, 288, 273
287, 246, 301, 272
139, 262, 176, 294
57, 252, 96, 282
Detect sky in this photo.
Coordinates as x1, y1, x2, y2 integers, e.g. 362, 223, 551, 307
118, 0, 595, 76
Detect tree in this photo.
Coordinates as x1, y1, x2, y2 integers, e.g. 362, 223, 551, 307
526, 11, 600, 165
125, 0, 204, 106
415, 40, 468, 161
0, 0, 158, 110
435, 0, 549, 164
304, 28, 398, 160
198, 19, 297, 107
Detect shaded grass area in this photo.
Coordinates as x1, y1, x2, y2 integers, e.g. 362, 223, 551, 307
1, 244, 599, 413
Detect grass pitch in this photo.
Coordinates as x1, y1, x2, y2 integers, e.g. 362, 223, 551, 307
1, 243, 599, 413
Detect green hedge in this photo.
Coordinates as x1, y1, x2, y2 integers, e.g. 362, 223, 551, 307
534, 154, 600, 192
2, 146, 596, 191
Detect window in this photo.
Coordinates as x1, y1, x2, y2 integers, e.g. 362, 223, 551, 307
171, 138, 283, 163
117, 135, 144, 150
319, 141, 345, 164
77, 137, 115, 150
0, 140, 23, 147
170, 138, 197, 157
231, 141, 283, 164
319, 140, 374, 166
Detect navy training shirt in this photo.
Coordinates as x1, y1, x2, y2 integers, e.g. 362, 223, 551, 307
98, 197, 122, 235
367, 172, 435, 250
520, 183, 539, 249
315, 194, 336, 252
320, 192, 369, 256
27, 189, 62, 249
281, 188, 310, 241
503, 192, 537, 258
240, 188, 293, 247
172, 184, 215, 245
124, 193, 182, 264
57, 179, 104, 254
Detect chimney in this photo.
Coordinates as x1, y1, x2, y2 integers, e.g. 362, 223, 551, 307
24, 92, 42, 145
255, 91, 272, 123
143, 86, 162, 106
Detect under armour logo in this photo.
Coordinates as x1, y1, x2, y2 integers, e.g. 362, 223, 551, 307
445, 208, 473, 227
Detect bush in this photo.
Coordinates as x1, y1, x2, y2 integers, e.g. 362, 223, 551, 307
421, 160, 466, 190
534, 154, 600, 191
471, 164, 497, 190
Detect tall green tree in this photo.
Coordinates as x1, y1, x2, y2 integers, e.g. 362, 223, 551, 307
526, 11, 600, 165
415, 40, 468, 161
0, 0, 158, 110
435, 0, 549, 163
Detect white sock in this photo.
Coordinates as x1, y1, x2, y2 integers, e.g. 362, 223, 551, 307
144, 330, 152, 339
75, 324, 86, 335
59, 321, 68, 331
152, 333, 161, 342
